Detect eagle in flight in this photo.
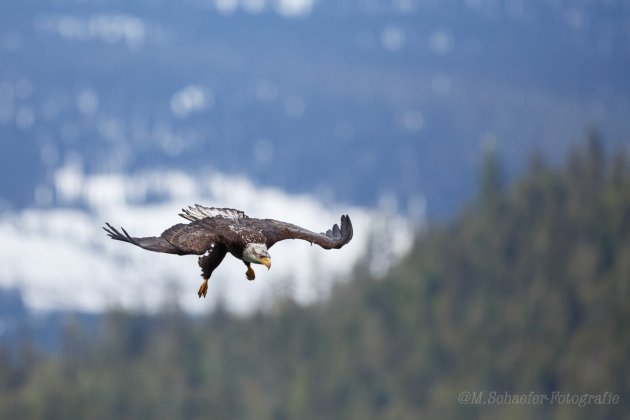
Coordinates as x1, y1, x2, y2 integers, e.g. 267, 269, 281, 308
103, 205, 353, 298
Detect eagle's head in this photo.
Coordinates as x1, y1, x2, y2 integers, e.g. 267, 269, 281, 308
243, 243, 271, 269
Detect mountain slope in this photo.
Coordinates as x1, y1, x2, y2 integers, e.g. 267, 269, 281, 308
1, 138, 628, 419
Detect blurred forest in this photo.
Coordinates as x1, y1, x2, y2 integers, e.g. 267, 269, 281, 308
0, 137, 628, 419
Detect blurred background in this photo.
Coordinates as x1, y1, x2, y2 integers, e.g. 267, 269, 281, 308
0, 0, 629, 418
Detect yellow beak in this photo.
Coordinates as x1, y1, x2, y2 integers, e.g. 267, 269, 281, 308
260, 257, 271, 270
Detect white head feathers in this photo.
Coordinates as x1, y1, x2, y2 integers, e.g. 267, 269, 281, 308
242, 243, 270, 264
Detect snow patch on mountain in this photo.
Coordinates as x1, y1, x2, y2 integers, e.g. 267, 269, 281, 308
0, 167, 417, 314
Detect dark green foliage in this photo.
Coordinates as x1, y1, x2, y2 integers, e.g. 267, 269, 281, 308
0, 138, 628, 419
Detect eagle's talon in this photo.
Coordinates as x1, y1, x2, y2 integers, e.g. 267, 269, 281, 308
198, 278, 209, 298
246, 266, 256, 281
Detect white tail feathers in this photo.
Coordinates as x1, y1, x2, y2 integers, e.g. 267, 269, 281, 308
179, 204, 247, 222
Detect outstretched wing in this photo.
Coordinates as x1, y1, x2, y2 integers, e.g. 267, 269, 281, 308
103, 222, 216, 255
256, 215, 353, 249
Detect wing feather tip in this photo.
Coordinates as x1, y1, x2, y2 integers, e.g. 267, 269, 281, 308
103, 223, 128, 242
339, 214, 353, 245
102, 225, 114, 238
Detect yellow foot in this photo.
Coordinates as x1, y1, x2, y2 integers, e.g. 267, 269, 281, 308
198, 278, 209, 298
246, 266, 256, 281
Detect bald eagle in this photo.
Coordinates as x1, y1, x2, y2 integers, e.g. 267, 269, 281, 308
103, 205, 353, 298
